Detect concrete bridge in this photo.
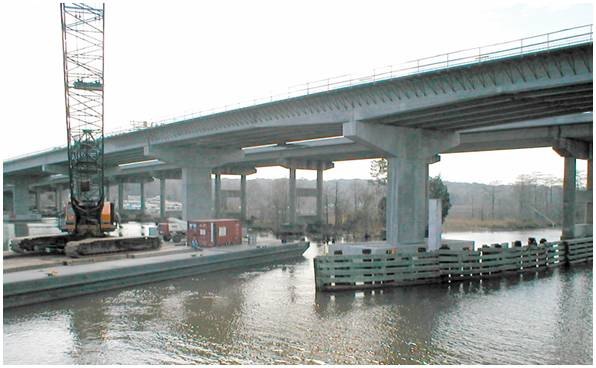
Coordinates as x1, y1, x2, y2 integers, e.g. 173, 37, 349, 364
4, 26, 593, 249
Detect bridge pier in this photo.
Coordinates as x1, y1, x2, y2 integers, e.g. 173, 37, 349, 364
282, 161, 332, 225
139, 182, 145, 214
104, 180, 110, 202
14, 184, 31, 218
586, 158, 593, 224
212, 168, 254, 222
34, 189, 41, 214
182, 167, 213, 220
214, 173, 222, 218
145, 146, 244, 221
344, 121, 459, 249
553, 138, 591, 239
240, 174, 247, 221
316, 168, 323, 223
385, 157, 429, 247
288, 168, 297, 224
117, 181, 125, 212
562, 157, 577, 239
55, 185, 63, 211
159, 177, 166, 219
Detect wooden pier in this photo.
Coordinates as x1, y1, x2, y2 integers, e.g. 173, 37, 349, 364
314, 238, 593, 291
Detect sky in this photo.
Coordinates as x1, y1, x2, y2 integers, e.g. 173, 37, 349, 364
0, 0, 592, 184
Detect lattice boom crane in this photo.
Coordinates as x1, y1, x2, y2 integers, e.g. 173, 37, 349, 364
9, 3, 160, 257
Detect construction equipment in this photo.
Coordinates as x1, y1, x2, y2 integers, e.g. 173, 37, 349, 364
10, 3, 160, 257
158, 217, 187, 243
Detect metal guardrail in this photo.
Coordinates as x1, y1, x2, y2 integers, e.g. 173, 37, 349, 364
5, 25, 593, 162
144, 24, 593, 127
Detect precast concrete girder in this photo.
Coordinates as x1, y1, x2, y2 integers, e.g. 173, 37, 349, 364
144, 145, 244, 168
213, 166, 257, 176
278, 158, 334, 171
41, 164, 69, 175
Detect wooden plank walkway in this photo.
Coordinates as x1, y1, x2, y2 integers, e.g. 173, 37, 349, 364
314, 238, 592, 291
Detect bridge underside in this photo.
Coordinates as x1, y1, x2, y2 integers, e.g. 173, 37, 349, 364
4, 42, 593, 247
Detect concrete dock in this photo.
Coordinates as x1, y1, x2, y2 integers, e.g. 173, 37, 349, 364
3, 241, 310, 309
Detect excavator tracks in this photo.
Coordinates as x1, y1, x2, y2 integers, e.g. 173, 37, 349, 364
65, 236, 161, 258
10, 234, 161, 258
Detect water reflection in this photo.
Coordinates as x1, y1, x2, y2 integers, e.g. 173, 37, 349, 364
3, 241, 592, 365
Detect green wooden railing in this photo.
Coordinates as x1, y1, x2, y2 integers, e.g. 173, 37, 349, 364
314, 238, 593, 291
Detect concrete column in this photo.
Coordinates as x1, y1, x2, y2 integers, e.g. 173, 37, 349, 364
214, 173, 221, 218
139, 182, 145, 214
55, 185, 62, 210
288, 168, 297, 224
34, 190, 41, 213
316, 168, 323, 223
182, 167, 213, 220
587, 159, 593, 191
240, 174, 247, 222
104, 180, 110, 201
160, 177, 166, 219
13, 180, 32, 218
117, 182, 124, 212
386, 157, 427, 248
562, 156, 576, 239
587, 159, 593, 224
424, 163, 430, 237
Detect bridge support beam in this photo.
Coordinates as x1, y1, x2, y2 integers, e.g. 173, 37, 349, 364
160, 177, 166, 219
344, 120, 459, 249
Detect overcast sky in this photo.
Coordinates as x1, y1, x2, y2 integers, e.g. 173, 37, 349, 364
0, 0, 592, 184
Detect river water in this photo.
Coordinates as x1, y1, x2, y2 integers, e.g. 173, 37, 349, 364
3, 229, 592, 364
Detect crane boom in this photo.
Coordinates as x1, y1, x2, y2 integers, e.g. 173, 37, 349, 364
60, 3, 105, 235
9, 4, 161, 257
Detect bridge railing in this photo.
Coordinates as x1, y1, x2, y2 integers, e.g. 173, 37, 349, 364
5, 25, 593, 162
146, 24, 593, 127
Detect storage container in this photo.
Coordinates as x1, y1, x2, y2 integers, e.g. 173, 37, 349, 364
187, 219, 242, 248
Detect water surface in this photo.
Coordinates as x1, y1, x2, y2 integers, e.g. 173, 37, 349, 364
3, 229, 592, 364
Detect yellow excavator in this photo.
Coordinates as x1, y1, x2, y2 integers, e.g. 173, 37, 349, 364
10, 4, 160, 257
